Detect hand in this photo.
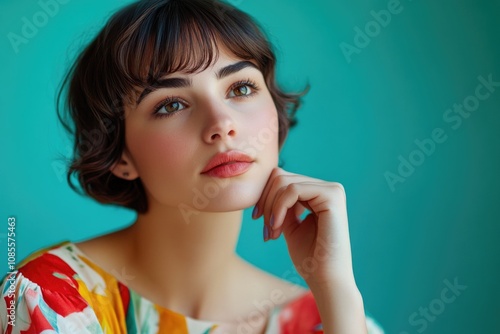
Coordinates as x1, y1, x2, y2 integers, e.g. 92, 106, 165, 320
252, 167, 356, 288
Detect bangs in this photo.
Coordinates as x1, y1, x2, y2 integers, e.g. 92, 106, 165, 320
59, 0, 307, 213
103, 0, 274, 106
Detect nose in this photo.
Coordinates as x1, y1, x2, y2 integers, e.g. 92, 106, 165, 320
202, 104, 237, 144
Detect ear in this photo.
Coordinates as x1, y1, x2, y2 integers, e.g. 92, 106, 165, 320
110, 150, 139, 180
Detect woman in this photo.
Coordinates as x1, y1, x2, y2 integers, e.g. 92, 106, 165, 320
0, 0, 384, 333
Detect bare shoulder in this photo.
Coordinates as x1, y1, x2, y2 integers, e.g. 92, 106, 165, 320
73, 229, 132, 272
74, 235, 112, 258
235, 259, 309, 308
262, 273, 309, 305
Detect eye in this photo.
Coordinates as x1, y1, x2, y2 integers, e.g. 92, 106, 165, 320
153, 97, 187, 119
228, 79, 259, 98
231, 85, 251, 97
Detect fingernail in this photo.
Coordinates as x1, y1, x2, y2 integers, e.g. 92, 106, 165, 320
252, 206, 259, 219
263, 224, 269, 241
270, 214, 274, 229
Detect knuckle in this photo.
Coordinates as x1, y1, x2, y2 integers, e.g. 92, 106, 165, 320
286, 183, 299, 194
331, 182, 345, 191
271, 167, 282, 177
274, 174, 288, 187
330, 182, 346, 199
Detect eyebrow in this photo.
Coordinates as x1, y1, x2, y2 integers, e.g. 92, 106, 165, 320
136, 60, 259, 106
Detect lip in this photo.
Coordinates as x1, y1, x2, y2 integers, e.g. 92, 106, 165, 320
201, 150, 254, 178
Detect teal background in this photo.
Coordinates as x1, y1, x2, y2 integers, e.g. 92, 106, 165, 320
1, 0, 499, 333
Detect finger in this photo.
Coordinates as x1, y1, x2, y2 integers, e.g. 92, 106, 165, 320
255, 168, 302, 221
254, 168, 324, 219
262, 174, 307, 227
253, 167, 284, 219
294, 202, 306, 219
269, 199, 307, 239
270, 182, 329, 231
269, 202, 302, 240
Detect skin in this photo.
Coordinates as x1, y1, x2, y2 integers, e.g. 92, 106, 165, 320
75, 47, 367, 333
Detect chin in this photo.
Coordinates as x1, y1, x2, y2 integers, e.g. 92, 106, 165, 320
172, 161, 277, 213
189, 160, 274, 211
195, 180, 266, 212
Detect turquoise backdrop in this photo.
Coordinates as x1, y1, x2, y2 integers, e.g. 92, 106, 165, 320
1, 0, 499, 333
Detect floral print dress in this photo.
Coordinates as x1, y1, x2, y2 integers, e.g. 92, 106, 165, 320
0, 241, 384, 333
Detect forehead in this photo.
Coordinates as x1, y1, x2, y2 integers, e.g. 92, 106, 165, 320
107, 0, 274, 108
162, 46, 252, 77
125, 46, 261, 106
139, 64, 262, 108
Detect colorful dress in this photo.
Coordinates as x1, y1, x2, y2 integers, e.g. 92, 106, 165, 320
0, 241, 384, 333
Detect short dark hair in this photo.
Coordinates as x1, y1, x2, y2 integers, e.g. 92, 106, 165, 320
57, 0, 309, 213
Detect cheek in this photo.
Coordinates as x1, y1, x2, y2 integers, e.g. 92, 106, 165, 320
243, 96, 280, 153
126, 126, 193, 178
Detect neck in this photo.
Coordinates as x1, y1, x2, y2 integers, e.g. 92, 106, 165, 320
121, 201, 245, 318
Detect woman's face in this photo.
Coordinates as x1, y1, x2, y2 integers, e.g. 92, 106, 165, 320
121, 48, 280, 214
